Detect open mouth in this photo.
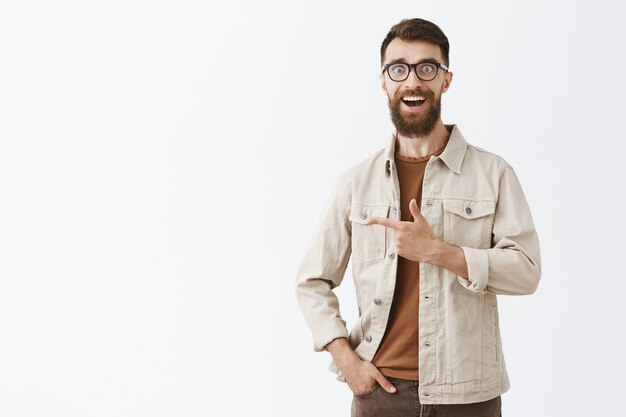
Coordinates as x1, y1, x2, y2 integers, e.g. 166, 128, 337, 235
401, 95, 426, 108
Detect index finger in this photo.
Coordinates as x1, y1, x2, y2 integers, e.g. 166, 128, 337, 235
366, 216, 402, 230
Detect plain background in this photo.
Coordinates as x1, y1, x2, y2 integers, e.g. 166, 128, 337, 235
1, 0, 625, 416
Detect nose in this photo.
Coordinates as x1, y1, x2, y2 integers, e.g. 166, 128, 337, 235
403, 66, 426, 88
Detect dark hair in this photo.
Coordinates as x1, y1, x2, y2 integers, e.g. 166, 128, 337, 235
380, 18, 450, 68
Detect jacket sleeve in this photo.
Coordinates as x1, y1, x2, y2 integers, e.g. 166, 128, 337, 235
295, 172, 352, 352
459, 166, 542, 295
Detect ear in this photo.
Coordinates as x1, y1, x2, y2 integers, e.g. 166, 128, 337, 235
379, 73, 387, 95
441, 71, 453, 94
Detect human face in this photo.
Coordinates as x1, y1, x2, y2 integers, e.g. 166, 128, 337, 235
380, 38, 453, 138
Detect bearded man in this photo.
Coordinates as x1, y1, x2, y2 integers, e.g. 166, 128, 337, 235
295, 17, 541, 417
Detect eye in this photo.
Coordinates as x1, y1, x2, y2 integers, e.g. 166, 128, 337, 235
390, 65, 406, 75
420, 64, 435, 73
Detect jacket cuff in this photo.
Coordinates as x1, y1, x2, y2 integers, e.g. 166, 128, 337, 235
459, 246, 489, 294
313, 322, 349, 352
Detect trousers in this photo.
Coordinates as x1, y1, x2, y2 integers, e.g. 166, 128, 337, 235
351, 377, 502, 417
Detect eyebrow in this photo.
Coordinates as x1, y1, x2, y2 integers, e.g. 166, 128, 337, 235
386, 57, 439, 65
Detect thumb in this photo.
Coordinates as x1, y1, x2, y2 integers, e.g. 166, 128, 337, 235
373, 371, 397, 394
409, 198, 424, 223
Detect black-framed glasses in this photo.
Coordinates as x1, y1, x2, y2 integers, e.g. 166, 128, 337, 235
382, 62, 449, 82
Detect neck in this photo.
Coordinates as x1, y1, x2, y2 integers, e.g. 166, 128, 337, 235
395, 120, 451, 158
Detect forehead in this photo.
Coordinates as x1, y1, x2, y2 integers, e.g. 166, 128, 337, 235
384, 38, 443, 63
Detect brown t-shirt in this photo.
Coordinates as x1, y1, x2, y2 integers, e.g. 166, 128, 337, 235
371, 141, 447, 380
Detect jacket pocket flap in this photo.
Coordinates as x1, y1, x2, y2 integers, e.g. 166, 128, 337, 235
443, 199, 495, 220
348, 204, 390, 225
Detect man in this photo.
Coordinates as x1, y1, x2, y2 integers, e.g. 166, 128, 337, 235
295, 18, 541, 417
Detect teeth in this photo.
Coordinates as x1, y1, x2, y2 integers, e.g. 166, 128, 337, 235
402, 96, 425, 101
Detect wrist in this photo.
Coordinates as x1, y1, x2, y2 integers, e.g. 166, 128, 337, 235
428, 239, 469, 278
426, 239, 448, 264
326, 338, 359, 369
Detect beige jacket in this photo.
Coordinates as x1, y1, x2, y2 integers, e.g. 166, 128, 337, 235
295, 124, 541, 404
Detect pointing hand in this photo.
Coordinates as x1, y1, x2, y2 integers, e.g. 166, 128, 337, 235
367, 198, 438, 262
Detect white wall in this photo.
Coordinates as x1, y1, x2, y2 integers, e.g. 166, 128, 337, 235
1, 1, 624, 416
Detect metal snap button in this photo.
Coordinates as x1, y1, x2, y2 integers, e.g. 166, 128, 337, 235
373, 298, 381, 305
388, 252, 395, 260
360, 212, 368, 220
465, 207, 472, 215
365, 335, 372, 343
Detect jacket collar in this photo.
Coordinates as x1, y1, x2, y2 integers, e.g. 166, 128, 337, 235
384, 123, 468, 175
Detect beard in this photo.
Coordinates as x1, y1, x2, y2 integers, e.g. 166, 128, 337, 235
388, 88, 441, 138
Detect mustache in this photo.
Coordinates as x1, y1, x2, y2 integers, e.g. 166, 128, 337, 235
396, 89, 432, 99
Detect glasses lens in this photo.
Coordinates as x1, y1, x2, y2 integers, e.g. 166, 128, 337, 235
416, 63, 437, 81
388, 64, 409, 81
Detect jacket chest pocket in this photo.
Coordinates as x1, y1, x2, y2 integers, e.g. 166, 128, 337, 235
349, 203, 390, 262
442, 199, 495, 249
